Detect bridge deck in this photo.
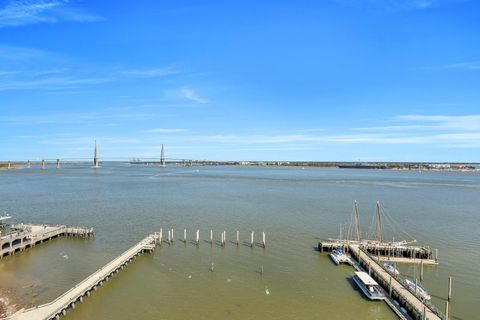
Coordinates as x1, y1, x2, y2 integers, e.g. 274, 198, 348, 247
7, 235, 156, 320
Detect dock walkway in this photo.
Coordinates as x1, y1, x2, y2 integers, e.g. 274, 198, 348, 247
6, 234, 156, 320
349, 244, 442, 320
1, 224, 94, 259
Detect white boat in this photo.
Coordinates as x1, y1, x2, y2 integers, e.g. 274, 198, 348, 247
405, 279, 431, 301
383, 262, 400, 276
352, 271, 385, 300
329, 247, 352, 265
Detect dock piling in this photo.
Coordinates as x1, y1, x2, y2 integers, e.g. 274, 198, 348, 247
196, 229, 200, 246
448, 276, 452, 300
251, 231, 254, 247
445, 300, 449, 320
184, 229, 187, 243
420, 260, 424, 281
236, 230, 239, 245
210, 229, 213, 244
262, 232, 266, 248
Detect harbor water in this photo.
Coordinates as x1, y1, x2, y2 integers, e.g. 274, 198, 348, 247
0, 165, 479, 319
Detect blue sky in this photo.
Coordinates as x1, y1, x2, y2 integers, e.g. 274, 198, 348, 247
0, 0, 479, 162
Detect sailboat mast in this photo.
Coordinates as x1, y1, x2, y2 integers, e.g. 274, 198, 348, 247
376, 201, 383, 242
354, 200, 361, 242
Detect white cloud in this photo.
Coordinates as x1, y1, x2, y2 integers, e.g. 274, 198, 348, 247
441, 61, 480, 70
145, 128, 187, 134
180, 88, 208, 104
331, 0, 459, 11
120, 66, 181, 78
0, 0, 102, 28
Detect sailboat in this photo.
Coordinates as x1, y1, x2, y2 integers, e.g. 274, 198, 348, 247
406, 279, 431, 301
383, 262, 400, 276
329, 224, 352, 265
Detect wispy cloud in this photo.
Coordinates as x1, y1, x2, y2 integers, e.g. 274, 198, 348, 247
0, 73, 112, 91
180, 88, 208, 104
0, 0, 102, 28
145, 128, 187, 134
186, 114, 480, 148
331, 0, 460, 11
440, 61, 480, 70
120, 66, 181, 78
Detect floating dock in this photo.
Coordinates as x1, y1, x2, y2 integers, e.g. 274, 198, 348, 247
349, 244, 442, 320
320, 240, 444, 320
5, 234, 156, 320
318, 240, 438, 265
1, 223, 94, 259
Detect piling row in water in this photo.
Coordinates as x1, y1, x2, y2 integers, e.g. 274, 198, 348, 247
154, 228, 266, 248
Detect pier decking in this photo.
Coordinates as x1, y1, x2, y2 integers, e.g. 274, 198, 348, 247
6, 234, 156, 320
318, 240, 438, 264
349, 244, 442, 320
1, 224, 94, 259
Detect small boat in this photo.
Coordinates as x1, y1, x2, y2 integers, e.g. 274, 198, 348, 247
329, 247, 352, 265
352, 271, 385, 300
383, 262, 400, 276
405, 279, 431, 301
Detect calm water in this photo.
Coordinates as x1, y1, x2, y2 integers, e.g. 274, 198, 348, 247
1, 165, 479, 319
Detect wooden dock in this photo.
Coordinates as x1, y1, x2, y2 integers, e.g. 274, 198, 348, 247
348, 244, 443, 320
1, 224, 94, 259
5, 234, 156, 320
318, 240, 437, 264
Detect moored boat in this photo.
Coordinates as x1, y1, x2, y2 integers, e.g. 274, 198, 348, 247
352, 271, 385, 300
383, 262, 400, 276
405, 279, 431, 301
329, 247, 352, 265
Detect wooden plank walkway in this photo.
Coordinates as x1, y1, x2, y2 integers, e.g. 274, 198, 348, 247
6, 234, 156, 320
349, 244, 442, 320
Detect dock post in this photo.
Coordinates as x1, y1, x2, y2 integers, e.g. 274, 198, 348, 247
223, 231, 226, 246
420, 260, 424, 281
210, 229, 213, 244
184, 229, 187, 243
236, 231, 239, 245
221, 232, 224, 247
56, 159, 60, 169
196, 229, 199, 246
262, 232, 266, 248
168, 230, 171, 244
448, 276, 452, 300
435, 248, 438, 262
389, 276, 392, 296
159, 228, 163, 245
250, 231, 254, 247
445, 300, 449, 320
171, 228, 174, 243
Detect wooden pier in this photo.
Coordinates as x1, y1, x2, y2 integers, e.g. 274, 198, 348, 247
5, 234, 156, 320
321, 238, 444, 320
318, 240, 438, 265
348, 244, 443, 320
1, 224, 94, 259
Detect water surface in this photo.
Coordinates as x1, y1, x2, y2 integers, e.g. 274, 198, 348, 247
1, 165, 478, 319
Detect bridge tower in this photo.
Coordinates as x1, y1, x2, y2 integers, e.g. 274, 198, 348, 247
93, 139, 100, 168
160, 144, 165, 167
